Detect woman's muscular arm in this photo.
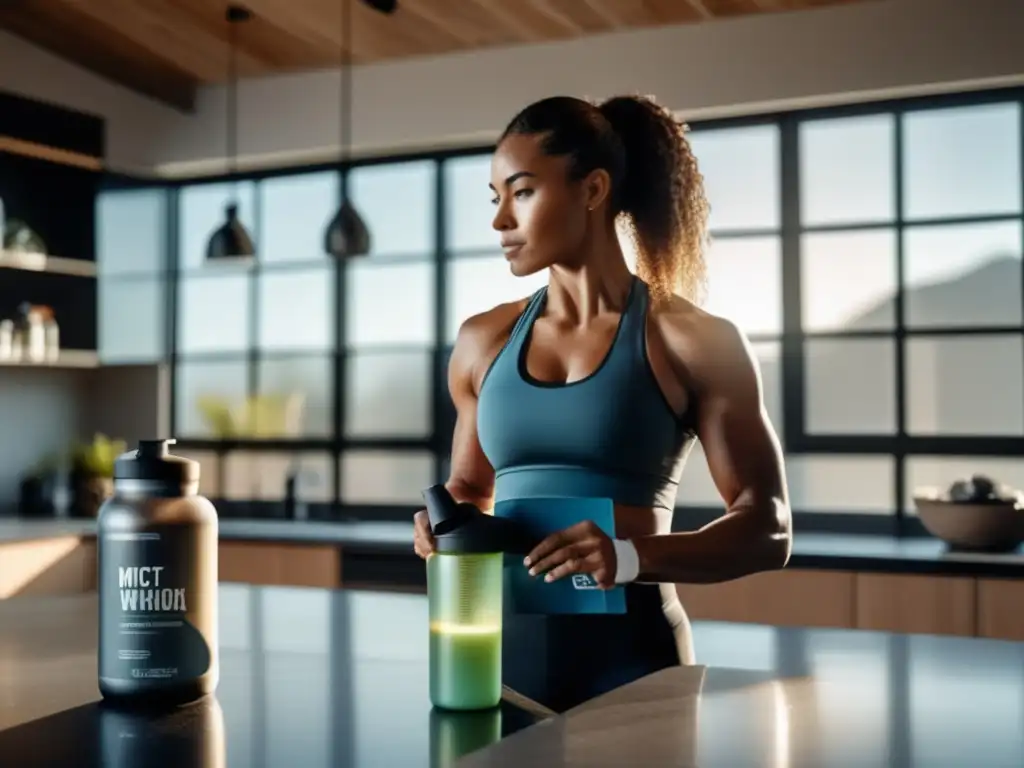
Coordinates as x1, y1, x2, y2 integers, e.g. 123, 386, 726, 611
413, 314, 497, 557
443, 315, 498, 512
632, 313, 792, 584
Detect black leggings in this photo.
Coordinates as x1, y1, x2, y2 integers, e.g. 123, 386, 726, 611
500, 583, 693, 713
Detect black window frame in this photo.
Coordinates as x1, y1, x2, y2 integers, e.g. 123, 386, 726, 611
96, 84, 1024, 535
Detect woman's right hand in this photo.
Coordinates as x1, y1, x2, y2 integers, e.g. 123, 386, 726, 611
413, 509, 435, 559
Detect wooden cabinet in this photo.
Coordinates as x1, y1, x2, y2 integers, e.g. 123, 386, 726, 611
0, 537, 96, 598
976, 578, 1024, 641
218, 541, 341, 589
0, 538, 342, 598
3, 534, 1023, 645
677, 568, 856, 629
855, 573, 975, 636
678, 570, 982, 638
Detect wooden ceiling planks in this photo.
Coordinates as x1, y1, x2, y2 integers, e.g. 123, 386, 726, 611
0, 0, 199, 111
0, 0, 874, 112
581, 0, 696, 29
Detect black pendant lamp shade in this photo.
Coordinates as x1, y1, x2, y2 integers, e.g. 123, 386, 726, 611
207, 203, 255, 260
325, 199, 371, 257
363, 0, 397, 13
207, 5, 255, 263
324, 0, 372, 258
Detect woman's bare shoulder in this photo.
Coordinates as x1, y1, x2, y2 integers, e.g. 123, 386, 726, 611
450, 296, 534, 393
650, 294, 760, 392
455, 298, 530, 349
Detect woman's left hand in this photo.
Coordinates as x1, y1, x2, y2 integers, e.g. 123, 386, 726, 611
523, 520, 618, 589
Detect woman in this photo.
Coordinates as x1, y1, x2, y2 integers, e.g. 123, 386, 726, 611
414, 93, 792, 713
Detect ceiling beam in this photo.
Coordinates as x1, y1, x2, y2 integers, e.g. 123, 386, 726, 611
0, 0, 197, 112
0, 0, 876, 109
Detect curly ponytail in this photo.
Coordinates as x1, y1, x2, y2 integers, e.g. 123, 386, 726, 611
599, 95, 709, 305
500, 93, 710, 306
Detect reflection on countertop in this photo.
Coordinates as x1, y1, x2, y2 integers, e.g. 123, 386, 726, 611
4, 516, 1024, 576
2, 584, 1024, 767
0, 697, 228, 768
0, 586, 543, 767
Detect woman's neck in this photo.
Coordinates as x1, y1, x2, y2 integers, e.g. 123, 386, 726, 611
545, 225, 634, 326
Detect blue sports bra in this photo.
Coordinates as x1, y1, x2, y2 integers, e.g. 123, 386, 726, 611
476, 276, 696, 511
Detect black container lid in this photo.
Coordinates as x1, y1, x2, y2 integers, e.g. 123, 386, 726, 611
114, 439, 199, 485
422, 484, 533, 555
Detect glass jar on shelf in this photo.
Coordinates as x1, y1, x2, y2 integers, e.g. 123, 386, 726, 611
40, 306, 59, 362
21, 303, 46, 363
0, 318, 13, 360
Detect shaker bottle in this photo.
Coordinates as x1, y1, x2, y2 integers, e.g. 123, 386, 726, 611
423, 485, 528, 711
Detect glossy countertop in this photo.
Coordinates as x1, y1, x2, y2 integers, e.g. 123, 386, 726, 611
4, 516, 1024, 577
0, 585, 545, 767
2, 584, 1024, 767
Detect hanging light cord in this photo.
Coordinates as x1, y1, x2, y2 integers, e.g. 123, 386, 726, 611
340, 0, 352, 162
228, 9, 238, 176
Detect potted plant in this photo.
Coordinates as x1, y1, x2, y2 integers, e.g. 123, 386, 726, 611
17, 451, 61, 518
69, 433, 125, 518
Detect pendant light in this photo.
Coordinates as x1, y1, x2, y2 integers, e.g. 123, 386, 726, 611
207, 4, 255, 262
324, 0, 371, 258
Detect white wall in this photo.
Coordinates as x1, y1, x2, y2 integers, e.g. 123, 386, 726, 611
0, 370, 83, 507
4, 0, 1024, 174
0, 30, 182, 172
0, 366, 167, 507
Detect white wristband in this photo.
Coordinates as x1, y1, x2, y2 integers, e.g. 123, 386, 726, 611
612, 538, 640, 584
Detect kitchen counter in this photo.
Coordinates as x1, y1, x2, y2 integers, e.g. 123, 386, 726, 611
0, 517, 412, 550
4, 516, 1024, 577
2, 584, 1023, 767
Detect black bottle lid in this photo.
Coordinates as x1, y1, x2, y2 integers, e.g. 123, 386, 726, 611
113, 439, 200, 485
422, 484, 532, 555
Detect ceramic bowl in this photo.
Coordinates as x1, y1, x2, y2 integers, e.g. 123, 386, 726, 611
913, 488, 1024, 552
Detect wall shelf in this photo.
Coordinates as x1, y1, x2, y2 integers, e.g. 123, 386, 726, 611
0, 250, 96, 278
0, 350, 98, 369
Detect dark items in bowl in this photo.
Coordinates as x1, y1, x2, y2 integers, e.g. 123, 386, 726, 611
947, 473, 1017, 504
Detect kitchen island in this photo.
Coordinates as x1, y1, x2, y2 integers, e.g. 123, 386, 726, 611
1, 583, 1023, 766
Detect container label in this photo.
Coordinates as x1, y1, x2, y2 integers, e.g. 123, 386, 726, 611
118, 566, 187, 612
99, 526, 215, 684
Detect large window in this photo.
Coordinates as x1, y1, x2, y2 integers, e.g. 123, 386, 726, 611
793, 97, 1023, 522
341, 159, 437, 506
791, 112, 902, 516
96, 187, 170, 364
680, 91, 1024, 526
675, 124, 785, 509
98, 86, 1024, 529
